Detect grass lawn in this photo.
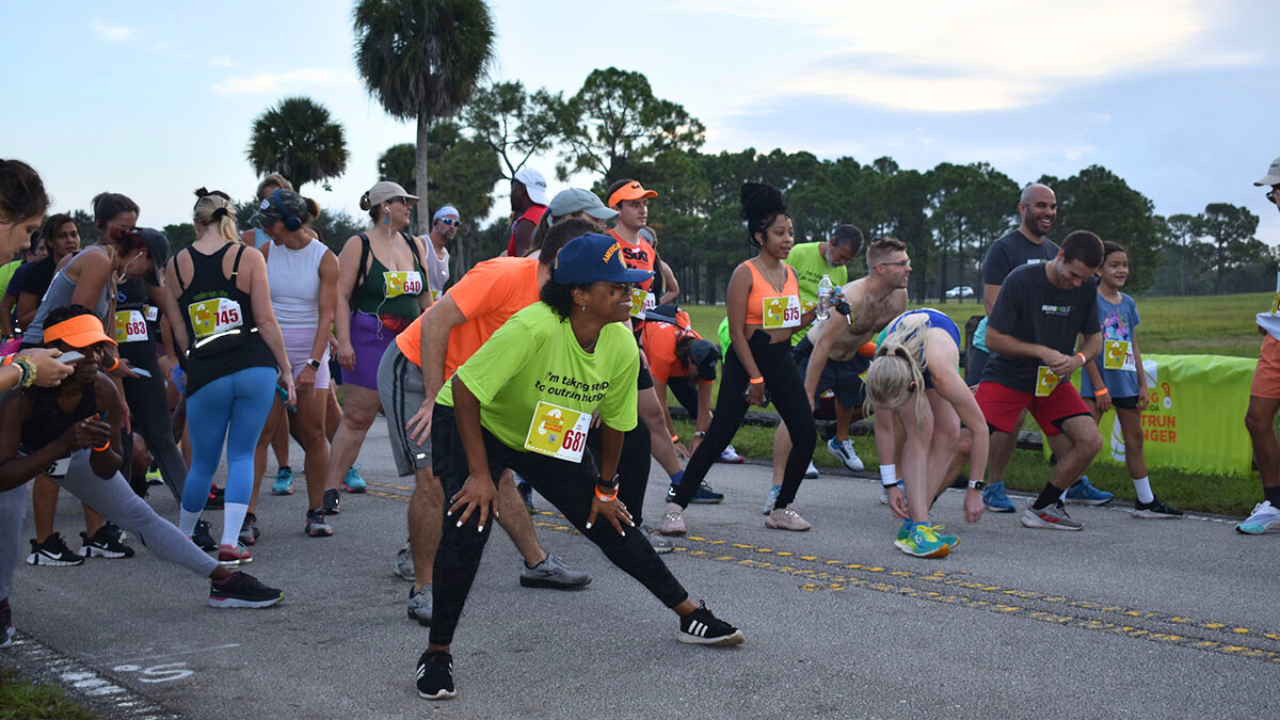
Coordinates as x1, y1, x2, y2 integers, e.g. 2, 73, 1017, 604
0, 667, 94, 720
669, 293, 1272, 517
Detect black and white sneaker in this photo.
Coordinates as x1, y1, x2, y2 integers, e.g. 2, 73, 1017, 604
26, 533, 84, 566
416, 650, 457, 700
208, 571, 283, 609
79, 527, 135, 559
322, 488, 341, 515
239, 512, 260, 546
191, 519, 217, 551
678, 601, 745, 646
1133, 498, 1184, 519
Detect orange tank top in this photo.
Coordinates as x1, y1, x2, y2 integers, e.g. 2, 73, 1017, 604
742, 260, 802, 329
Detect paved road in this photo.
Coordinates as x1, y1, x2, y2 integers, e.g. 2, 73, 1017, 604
2, 422, 1277, 718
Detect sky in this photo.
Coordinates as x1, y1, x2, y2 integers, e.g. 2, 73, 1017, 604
3, 0, 1279, 243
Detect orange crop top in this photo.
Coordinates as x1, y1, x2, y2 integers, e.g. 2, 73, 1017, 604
742, 260, 802, 329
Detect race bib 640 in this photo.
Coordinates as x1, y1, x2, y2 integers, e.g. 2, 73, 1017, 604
523, 401, 591, 463
384, 271, 423, 299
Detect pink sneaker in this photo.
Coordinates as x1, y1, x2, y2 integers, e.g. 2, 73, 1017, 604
217, 542, 253, 567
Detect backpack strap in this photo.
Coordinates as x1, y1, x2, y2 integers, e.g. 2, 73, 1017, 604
400, 230, 424, 272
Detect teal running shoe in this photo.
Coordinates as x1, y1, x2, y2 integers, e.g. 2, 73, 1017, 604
271, 467, 294, 496
341, 466, 367, 493
893, 524, 950, 559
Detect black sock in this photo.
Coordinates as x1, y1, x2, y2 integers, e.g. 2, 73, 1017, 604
280, 465, 291, 473
1265, 487, 1280, 507
1032, 482, 1062, 510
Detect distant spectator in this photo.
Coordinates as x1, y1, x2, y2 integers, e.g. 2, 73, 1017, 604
504, 168, 548, 258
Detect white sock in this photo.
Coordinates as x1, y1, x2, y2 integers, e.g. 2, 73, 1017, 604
178, 509, 201, 536
1133, 477, 1154, 504
222, 503, 249, 547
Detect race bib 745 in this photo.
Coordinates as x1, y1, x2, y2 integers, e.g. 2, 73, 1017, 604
187, 298, 243, 340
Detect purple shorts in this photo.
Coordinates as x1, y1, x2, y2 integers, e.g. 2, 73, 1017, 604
346, 311, 400, 390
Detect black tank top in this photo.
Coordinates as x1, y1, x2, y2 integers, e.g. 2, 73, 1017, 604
20, 384, 98, 456
175, 243, 275, 396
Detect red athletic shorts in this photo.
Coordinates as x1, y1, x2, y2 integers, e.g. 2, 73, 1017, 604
1251, 335, 1280, 400
974, 380, 1091, 437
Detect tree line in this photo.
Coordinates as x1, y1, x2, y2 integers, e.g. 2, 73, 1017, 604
61, 0, 1279, 302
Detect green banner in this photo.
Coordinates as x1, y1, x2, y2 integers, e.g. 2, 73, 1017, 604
1044, 354, 1257, 477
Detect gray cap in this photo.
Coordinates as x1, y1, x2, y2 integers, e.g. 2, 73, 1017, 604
548, 188, 617, 221
1255, 156, 1280, 186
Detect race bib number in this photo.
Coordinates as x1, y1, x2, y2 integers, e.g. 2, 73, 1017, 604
145, 305, 159, 322
431, 289, 442, 301
114, 310, 149, 344
1104, 340, 1135, 371
384, 271, 423, 299
629, 287, 656, 319
45, 455, 71, 479
1035, 366, 1060, 397
761, 295, 802, 330
187, 298, 244, 340
523, 401, 591, 463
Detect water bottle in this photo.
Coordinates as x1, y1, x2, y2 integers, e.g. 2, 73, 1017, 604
817, 275, 833, 321
1273, 262, 1280, 315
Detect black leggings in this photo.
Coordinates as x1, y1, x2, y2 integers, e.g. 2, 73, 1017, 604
668, 378, 699, 419
428, 405, 688, 647
587, 417, 650, 527
674, 331, 815, 510
119, 344, 187, 503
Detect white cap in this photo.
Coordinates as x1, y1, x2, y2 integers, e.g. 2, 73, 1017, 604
1255, 157, 1280, 187
514, 167, 548, 205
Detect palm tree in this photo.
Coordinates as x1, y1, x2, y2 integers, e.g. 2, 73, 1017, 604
353, 0, 495, 234
246, 96, 349, 190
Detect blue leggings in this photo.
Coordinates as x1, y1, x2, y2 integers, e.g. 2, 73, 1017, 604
181, 366, 278, 513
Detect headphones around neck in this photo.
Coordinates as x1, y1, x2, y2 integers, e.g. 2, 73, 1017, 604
270, 189, 302, 232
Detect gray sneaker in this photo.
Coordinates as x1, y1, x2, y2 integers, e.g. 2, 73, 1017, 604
642, 524, 674, 554
1020, 500, 1084, 531
519, 552, 591, 590
393, 543, 414, 581
659, 502, 686, 536
407, 584, 432, 626
765, 506, 812, 531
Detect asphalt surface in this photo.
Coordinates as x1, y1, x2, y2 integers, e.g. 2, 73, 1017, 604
2, 422, 1278, 719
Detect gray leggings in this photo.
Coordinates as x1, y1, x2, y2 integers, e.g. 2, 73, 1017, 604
0, 450, 217, 602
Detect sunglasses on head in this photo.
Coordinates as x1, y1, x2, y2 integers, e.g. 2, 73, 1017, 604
438, 218, 460, 227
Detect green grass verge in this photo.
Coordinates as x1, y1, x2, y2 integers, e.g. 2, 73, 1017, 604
0, 667, 94, 720
671, 418, 1260, 517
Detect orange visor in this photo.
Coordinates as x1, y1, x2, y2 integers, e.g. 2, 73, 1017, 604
607, 181, 658, 208
44, 315, 117, 348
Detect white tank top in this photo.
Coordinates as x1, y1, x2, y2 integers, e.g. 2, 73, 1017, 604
424, 238, 450, 300
266, 238, 327, 328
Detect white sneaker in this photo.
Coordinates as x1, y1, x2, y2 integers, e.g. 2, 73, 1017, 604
1236, 500, 1280, 534
765, 506, 811, 531
659, 502, 686, 536
879, 480, 903, 505
804, 461, 819, 479
717, 445, 745, 464
826, 438, 864, 471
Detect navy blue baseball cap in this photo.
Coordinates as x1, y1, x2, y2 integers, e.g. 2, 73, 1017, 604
553, 233, 654, 285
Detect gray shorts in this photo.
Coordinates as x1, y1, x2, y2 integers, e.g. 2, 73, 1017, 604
378, 342, 433, 477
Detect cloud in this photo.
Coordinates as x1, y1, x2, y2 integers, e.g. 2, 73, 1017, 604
688, 0, 1250, 113
208, 57, 236, 68
212, 69, 351, 95
90, 18, 138, 42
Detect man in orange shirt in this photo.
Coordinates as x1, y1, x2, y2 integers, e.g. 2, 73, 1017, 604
378, 220, 593, 626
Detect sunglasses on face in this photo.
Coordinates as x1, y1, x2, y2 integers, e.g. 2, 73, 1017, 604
438, 218, 460, 227
1267, 190, 1276, 205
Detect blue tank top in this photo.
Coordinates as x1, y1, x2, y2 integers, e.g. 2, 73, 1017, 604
888, 309, 961, 390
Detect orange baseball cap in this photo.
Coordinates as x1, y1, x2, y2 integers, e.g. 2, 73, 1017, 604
608, 181, 658, 208
44, 315, 117, 348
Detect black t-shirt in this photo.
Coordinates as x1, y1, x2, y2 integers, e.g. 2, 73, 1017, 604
6, 257, 55, 300
981, 262, 1100, 393
982, 229, 1060, 287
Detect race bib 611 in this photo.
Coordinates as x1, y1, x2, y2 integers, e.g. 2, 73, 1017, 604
524, 401, 591, 463
629, 287, 656, 319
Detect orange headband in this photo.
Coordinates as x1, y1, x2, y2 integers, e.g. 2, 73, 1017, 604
44, 314, 117, 348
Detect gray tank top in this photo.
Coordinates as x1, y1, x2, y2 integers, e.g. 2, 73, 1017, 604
24, 247, 112, 345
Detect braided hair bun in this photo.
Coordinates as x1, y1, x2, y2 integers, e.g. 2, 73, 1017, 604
739, 182, 787, 246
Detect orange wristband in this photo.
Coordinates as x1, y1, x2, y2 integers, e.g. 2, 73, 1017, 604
1, 354, 12, 367
748, 376, 764, 385
595, 486, 618, 503
1094, 387, 1109, 397
93, 442, 110, 452
106, 357, 120, 372
671, 434, 680, 444
1076, 352, 1086, 365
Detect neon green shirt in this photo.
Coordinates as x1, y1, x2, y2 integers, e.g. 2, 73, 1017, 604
0, 260, 20, 298
437, 302, 640, 455
786, 242, 847, 345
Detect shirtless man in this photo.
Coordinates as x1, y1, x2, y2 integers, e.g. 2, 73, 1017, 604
764, 238, 910, 512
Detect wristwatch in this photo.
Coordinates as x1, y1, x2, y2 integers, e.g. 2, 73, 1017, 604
596, 473, 620, 492
967, 479, 987, 491
306, 358, 322, 370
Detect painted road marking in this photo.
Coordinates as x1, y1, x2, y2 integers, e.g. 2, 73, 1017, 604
368, 480, 1277, 663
